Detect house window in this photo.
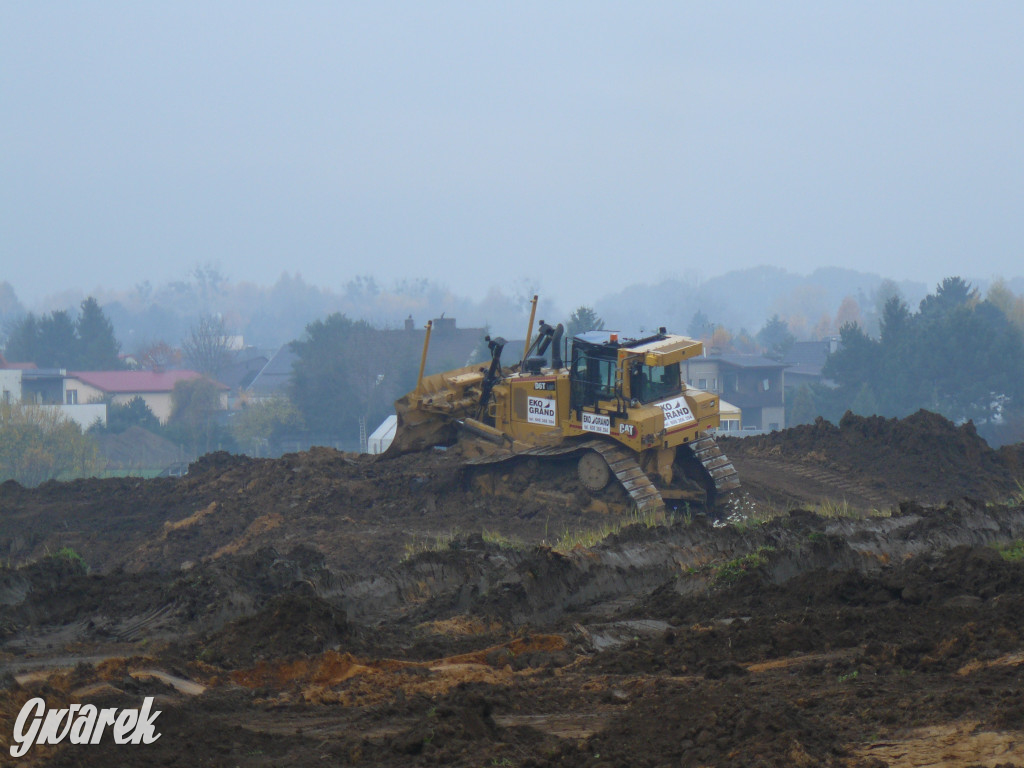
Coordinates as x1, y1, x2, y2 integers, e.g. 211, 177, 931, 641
712, 377, 718, 391
65, 389, 78, 405
1, 389, 9, 404
697, 378, 707, 390
762, 378, 771, 391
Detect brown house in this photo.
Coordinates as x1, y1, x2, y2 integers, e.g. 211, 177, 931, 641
683, 353, 787, 432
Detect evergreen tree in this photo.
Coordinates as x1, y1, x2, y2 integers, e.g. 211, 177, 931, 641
687, 310, 711, 339
565, 306, 605, 338
789, 385, 818, 426
76, 297, 122, 369
756, 315, 796, 359
918, 276, 976, 320
822, 277, 1024, 426
93, 396, 161, 434
36, 311, 77, 368
3, 312, 39, 364
850, 383, 880, 416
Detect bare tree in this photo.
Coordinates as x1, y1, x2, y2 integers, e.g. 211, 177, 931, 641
136, 340, 182, 371
182, 315, 233, 378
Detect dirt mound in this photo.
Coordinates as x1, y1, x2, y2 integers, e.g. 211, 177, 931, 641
725, 409, 1022, 504
0, 446, 614, 575
7, 423, 1024, 766
198, 589, 351, 667
381, 692, 508, 759
0, 545, 335, 650
597, 541, 1024, 680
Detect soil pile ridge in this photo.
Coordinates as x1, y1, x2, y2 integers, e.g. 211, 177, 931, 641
725, 409, 1021, 504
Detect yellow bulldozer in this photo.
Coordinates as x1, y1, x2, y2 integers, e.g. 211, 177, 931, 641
386, 297, 740, 513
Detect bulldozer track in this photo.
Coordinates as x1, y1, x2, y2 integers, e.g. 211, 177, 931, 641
113, 602, 178, 642
688, 436, 741, 494
466, 436, 745, 513
465, 438, 666, 511
585, 441, 664, 512
732, 456, 893, 509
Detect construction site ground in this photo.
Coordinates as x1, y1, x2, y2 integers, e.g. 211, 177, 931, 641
3, 409, 1024, 767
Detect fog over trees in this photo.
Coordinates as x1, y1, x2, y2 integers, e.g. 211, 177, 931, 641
10, 265, 1021, 358
2, 266, 1024, 469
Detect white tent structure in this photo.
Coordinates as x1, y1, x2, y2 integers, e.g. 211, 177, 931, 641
367, 415, 397, 454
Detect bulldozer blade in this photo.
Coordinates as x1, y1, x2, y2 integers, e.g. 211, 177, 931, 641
383, 393, 455, 456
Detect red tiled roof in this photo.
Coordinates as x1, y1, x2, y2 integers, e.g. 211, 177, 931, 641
68, 370, 228, 393
0, 353, 36, 370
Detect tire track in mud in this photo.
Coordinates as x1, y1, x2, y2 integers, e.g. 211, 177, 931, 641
732, 455, 894, 509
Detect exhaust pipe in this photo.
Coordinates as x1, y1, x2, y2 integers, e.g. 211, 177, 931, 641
551, 323, 564, 368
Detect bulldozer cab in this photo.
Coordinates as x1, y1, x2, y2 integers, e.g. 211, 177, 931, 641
628, 358, 682, 403
569, 330, 686, 412
569, 332, 619, 410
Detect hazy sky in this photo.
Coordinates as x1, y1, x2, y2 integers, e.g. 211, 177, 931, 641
3, 3, 1022, 308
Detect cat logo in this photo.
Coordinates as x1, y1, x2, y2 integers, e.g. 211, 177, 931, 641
618, 423, 636, 438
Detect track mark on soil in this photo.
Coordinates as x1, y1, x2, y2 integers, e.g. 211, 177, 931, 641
493, 713, 608, 739
745, 648, 860, 673
855, 722, 1024, 768
733, 456, 894, 509
129, 669, 207, 695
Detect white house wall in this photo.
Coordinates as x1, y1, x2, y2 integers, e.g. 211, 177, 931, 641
39, 403, 108, 430
0, 369, 22, 404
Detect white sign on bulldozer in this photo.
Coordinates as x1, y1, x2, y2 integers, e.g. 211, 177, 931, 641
581, 411, 611, 434
527, 396, 557, 426
658, 397, 696, 429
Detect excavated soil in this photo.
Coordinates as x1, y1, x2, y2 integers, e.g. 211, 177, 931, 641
724, 410, 1024, 509
2, 410, 1024, 767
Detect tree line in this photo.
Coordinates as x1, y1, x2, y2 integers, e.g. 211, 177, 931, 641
791, 277, 1024, 442
3, 297, 122, 370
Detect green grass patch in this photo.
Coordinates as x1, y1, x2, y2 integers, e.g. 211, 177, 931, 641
47, 546, 88, 572
1013, 480, 1024, 506
402, 529, 461, 561
402, 527, 526, 561
994, 540, 1024, 562
712, 545, 775, 584
809, 499, 891, 520
480, 529, 523, 550
551, 507, 670, 553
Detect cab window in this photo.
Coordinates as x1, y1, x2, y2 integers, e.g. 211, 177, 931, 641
631, 363, 681, 403
570, 349, 617, 407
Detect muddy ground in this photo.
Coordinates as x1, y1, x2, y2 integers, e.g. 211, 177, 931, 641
2, 410, 1024, 767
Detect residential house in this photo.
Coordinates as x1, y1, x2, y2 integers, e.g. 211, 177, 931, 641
64, 370, 228, 424
684, 353, 787, 432
782, 337, 841, 391
246, 346, 299, 403
395, 315, 487, 372
0, 360, 107, 429
0, 367, 20, 405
